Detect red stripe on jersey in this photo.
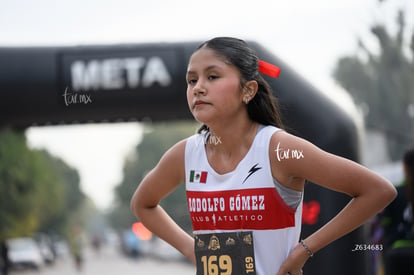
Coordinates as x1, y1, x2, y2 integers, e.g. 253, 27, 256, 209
186, 188, 295, 231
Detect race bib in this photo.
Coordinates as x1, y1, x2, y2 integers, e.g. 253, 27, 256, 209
195, 231, 256, 275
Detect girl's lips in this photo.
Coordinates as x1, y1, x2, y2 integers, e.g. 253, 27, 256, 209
194, 100, 208, 107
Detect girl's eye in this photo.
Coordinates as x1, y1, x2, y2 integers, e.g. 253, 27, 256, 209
208, 75, 218, 80
187, 79, 197, 85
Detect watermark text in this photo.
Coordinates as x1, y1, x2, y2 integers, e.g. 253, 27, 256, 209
274, 142, 304, 162
62, 86, 92, 106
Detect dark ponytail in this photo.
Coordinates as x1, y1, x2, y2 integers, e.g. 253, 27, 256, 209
194, 37, 284, 134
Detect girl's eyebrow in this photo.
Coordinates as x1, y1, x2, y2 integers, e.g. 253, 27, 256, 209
187, 65, 223, 75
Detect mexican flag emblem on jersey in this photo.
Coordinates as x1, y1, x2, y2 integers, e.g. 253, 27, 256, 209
189, 170, 208, 184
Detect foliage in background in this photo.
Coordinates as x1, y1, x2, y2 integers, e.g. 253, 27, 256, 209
109, 121, 199, 233
0, 128, 86, 241
0, 129, 41, 239
333, 3, 414, 161
37, 150, 86, 237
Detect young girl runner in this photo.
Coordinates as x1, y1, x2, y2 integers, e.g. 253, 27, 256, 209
130, 37, 396, 275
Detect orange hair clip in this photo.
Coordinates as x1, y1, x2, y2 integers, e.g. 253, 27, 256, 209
258, 60, 281, 78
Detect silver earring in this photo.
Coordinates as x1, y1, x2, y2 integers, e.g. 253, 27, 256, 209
244, 98, 249, 104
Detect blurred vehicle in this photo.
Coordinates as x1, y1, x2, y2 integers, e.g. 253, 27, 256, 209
53, 239, 70, 258
6, 237, 44, 270
34, 233, 55, 264
148, 237, 185, 261
120, 223, 154, 258
121, 229, 141, 257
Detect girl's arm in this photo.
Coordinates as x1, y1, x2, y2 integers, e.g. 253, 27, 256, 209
271, 131, 397, 275
130, 139, 196, 264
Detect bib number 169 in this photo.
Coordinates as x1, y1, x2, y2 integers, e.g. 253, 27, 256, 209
245, 256, 255, 273
200, 255, 255, 275
201, 255, 232, 275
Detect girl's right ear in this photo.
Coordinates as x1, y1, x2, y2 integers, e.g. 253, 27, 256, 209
243, 80, 258, 101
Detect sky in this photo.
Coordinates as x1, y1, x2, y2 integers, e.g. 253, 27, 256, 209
2, 0, 413, 209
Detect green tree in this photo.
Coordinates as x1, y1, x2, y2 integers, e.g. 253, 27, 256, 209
29, 150, 65, 234
109, 121, 198, 232
333, 4, 414, 160
0, 129, 40, 239
0, 128, 86, 241
36, 150, 85, 236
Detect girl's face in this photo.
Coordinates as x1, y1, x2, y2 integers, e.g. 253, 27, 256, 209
186, 48, 246, 126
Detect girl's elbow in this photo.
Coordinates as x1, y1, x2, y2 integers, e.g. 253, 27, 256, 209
385, 183, 397, 204
130, 190, 144, 219
130, 190, 157, 221
378, 181, 397, 208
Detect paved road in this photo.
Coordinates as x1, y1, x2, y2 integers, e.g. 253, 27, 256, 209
10, 245, 196, 275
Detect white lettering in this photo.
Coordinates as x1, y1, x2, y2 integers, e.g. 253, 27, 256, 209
229, 197, 234, 211
188, 195, 264, 213
142, 57, 171, 87
188, 197, 226, 213
291, 149, 304, 159
191, 214, 264, 224
242, 196, 251, 210
62, 87, 93, 106
275, 142, 304, 161
251, 196, 258, 210
70, 56, 171, 91
124, 57, 146, 88
207, 198, 214, 212
196, 198, 201, 212
235, 195, 241, 210
259, 195, 265, 210
213, 197, 219, 212
71, 60, 100, 91
201, 198, 207, 212
101, 58, 124, 89
219, 198, 225, 211
188, 198, 194, 212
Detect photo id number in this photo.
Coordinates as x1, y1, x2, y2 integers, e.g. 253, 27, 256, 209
351, 244, 383, 251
